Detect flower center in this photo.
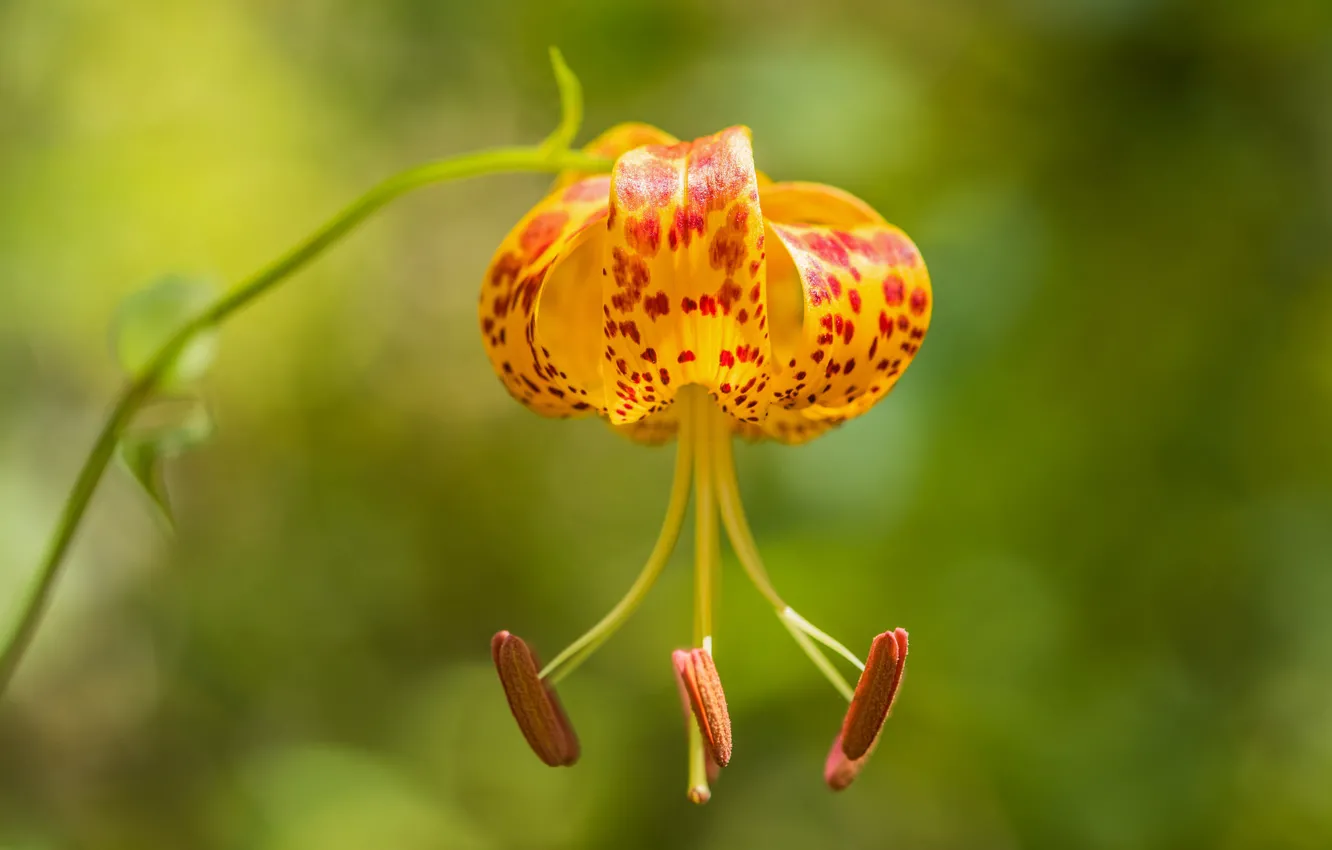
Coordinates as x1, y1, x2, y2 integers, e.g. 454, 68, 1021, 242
535, 384, 869, 800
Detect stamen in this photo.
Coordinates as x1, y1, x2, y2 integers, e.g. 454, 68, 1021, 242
780, 616, 855, 702
684, 384, 724, 803
841, 628, 908, 759
491, 631, 580, 766
825, 628, 909, 790
673, 648, 734, 768
781, 608, 865, 672
824, 732, 871, 791
712, 409, 866, 701
537, 403, 695, 684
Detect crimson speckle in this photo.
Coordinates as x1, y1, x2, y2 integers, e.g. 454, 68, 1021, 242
681, 297, 698, 314
720, 350, 736, 367
643, 348, 658, 364
644, 291, 671, 320
519, 211, 568, 260
910, 287, 929, 316
678, 350, 696, 363
848, 290, 862, 313
883, 275, 905, 305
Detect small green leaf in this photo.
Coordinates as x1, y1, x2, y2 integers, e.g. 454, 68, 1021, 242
118, 397, 216, 529
110, 274, 220, 387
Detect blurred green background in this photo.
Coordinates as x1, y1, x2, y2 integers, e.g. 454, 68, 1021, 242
3, 0, 1331, 847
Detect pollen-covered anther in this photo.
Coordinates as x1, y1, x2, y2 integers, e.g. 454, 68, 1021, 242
672, 648, 733, 768
825, 627, 908, 790
491, 630, 580, 767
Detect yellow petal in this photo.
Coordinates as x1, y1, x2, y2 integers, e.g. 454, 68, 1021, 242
601, 127, 772, 426
758, 183, 932, 443
479, 179, 612, 418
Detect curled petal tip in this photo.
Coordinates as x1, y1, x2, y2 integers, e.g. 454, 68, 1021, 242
672, 648, 733, 768
835, 628, 908, 767
491, 630, 580, 767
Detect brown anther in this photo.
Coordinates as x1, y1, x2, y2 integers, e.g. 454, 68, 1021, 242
671, 648, 733, 767
841, 628, 908, 760
491, 630, 580, 767
825, 627, 908, 790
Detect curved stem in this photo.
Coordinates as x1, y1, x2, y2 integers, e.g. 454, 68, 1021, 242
713, 425, 784, 609
0, 145, 613, 696
714, 414, 862, 700
539, 408, 693, 684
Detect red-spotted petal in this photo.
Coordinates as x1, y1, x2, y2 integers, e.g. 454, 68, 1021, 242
481, 125, 679, 419
600, 127, 772, 426
479, 184, 610, 417
758, 183, 931, 443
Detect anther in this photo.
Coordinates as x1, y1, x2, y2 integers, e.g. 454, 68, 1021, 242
492, 631, 580, 767
672, 648, 733, 768
825, 628, 908, 790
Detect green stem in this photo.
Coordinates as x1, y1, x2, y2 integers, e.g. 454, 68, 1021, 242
0, 145, 613, 696
539, 407, 693, 684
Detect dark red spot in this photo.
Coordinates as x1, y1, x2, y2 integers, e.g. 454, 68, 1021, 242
843, 320, 855, 344
848, 290, 862, 314
678, 350, 696, 364
681, 296, 698, 314
519, 211, 568, 260
709, 210, 749, 275
716, 279, 743, 314
659, 368, 671, 385
910, 287, 929, 316
644, 290, 671, 321
883, 274, 905, 305
624, 213, 662, 257
643, 347, 658, 364
803, 231, 850, 266
610, 247, 651, 313
897, 314, 910, 331
736, 308, 749, 324
720, 350, 735, 367
699, 295, 718, 316
720, 383, 732, 393
619, 321, 641, 344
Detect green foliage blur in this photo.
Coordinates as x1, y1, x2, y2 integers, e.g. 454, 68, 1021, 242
3, 0, 1331, 847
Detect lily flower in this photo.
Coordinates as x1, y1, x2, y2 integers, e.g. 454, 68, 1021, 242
481, 124, 930, 801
